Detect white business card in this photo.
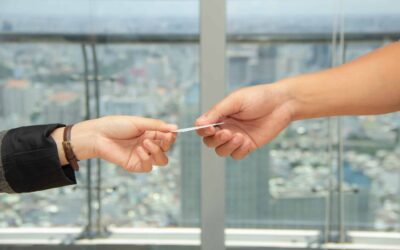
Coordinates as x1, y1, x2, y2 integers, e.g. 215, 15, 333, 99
173, 122, 224, 133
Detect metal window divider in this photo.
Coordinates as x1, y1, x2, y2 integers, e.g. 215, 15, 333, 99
200, 0, 226, 249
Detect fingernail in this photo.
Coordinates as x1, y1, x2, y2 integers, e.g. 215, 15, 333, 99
166, 124, 178, 131
196, 116, 207, 124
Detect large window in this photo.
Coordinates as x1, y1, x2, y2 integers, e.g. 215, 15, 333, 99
226, 0, 400, 235
0, 0, 200, 229
0, 0, 399, 249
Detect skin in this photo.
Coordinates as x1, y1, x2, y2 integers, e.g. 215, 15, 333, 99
196, 42, 400, 160
51, 116, 177, 173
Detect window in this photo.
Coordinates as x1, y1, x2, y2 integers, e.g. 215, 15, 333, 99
0, 0, 399, 248
226, 0, 400, 236
0, 0, 200, 229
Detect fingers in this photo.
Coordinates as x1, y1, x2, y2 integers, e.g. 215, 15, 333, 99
203, 129, 232, 148
143, 139, 169, 166
135, 146, 153, 173
132, 116, 178, 133
201, 131, 253, 160
215, 133, 244, 157
196, 124, 218, 137
143, 131, 176, 151
196, 92, 241, 125
125, 139, 170, 173
231, 139, 253, 160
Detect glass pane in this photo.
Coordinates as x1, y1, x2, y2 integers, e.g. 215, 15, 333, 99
341, 0, 400, 232
1, 0, 199, 34
226, 43, 331, 229
0, 44, 87, 227
226, 0, 335, 230
226, 0, 400, 235
95, 44, 200, 227
0, 0, 200, 229
343, 42, 400, 231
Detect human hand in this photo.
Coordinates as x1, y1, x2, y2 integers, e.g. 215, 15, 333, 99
93, 116, 177, 172
52, 116, 177, 172
196, 83, 294, 160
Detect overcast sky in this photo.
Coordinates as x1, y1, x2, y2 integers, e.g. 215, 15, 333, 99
1, 0, 400, 18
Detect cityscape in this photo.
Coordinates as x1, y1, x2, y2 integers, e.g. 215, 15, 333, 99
0, 2, 399, 232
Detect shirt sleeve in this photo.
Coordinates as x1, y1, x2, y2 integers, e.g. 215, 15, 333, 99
0, 124, 77, 193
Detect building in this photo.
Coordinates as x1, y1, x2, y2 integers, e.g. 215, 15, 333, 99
2, 79, 36, 121
146, 53, 170, 88
179, 83, 201, 226
250, 45, 277, 84
100, 95, 147, 116
225, 148, 270, 227
179, 83, 271, 227
227, 50, 253, 89
43, 91, 82, 124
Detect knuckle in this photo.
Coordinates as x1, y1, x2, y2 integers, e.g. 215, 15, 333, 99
231, 154, 241, 160
142, 155, 150, 161
144, 165, 153, 173
232, 153, 245, 161
203, 138, 212, 147
215, 148, 226, 157
153, 145, 161, 153
159, 158, 168, 166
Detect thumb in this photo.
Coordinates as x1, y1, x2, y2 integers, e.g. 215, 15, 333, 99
196, 93, 241, 125
131, 117, 177, 132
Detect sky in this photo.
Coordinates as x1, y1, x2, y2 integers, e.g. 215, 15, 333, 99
1, 0, 400, 18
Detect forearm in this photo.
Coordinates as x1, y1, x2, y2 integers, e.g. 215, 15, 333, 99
283, 42, 400, 120
51, 119, 98, 166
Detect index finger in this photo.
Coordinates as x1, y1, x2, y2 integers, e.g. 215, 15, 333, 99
196, 125, 219, 137
196, 92, 241, 126
132, 117, 178, 133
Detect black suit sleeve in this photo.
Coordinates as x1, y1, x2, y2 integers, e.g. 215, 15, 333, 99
1, 124, 76, 193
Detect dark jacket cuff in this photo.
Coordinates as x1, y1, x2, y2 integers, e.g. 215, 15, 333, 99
1, 124, 76, 193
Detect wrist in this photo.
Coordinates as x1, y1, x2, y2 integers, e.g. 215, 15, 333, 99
278, 75, 320, 121
51, 120, 99, 166
272, 78, 300, 122
70, 120, 99, 161
51, 127, 68, 166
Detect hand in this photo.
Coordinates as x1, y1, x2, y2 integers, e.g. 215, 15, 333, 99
93, 116, 177, 172
52, 116, 177, 173
196, 83, 294, 160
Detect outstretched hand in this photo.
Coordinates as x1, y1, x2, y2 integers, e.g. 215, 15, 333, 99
94, 116, 177, 172
195, 83, 294, 160
52, 115, 177, 173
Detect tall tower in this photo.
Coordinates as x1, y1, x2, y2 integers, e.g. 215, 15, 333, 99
180, 83, 271, 227
180, 83, 201, 226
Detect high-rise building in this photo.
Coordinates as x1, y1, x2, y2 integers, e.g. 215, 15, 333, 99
179, 82, 271, 227
43, 91, 82, 124
250, 46, 277, 84
228, 50, 253, 89
2, 79, 36, 120
225, 147, 270, 227
179, 83, 201, 226
100, 95, 147, 116
146, 54, 170, 88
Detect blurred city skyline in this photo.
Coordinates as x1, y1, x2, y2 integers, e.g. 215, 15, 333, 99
0, 0, 399, 233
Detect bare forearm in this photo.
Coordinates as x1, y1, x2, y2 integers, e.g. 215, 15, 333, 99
283, 42, 400, 120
